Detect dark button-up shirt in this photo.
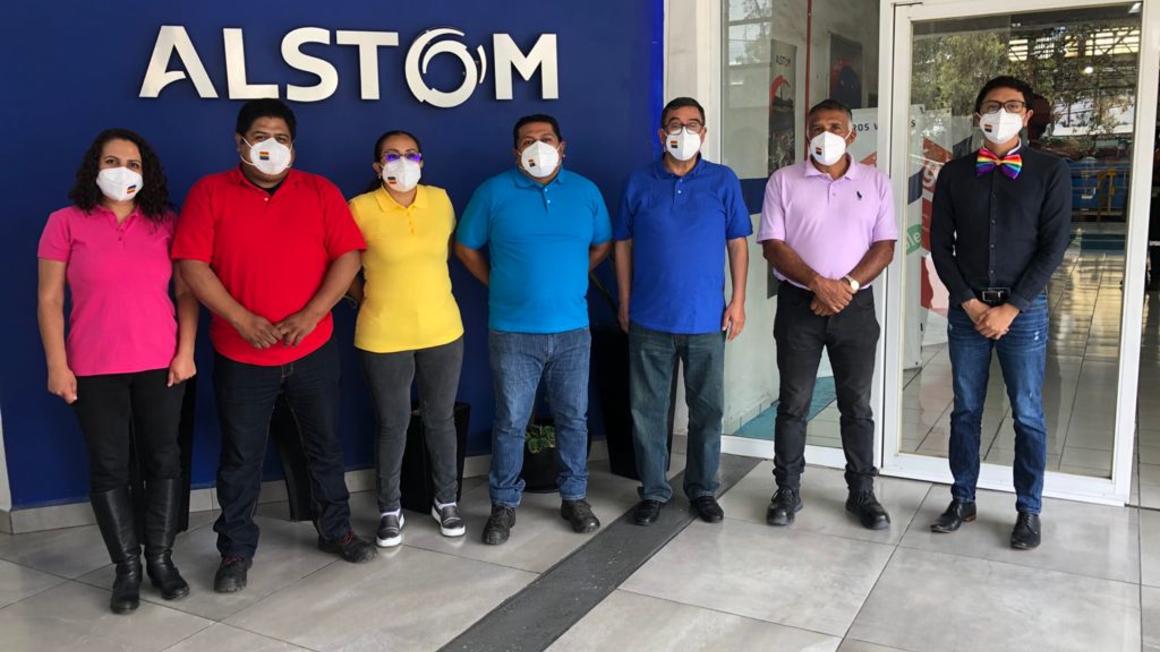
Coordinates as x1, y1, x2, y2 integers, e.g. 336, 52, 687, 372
930, 144, 1072, 311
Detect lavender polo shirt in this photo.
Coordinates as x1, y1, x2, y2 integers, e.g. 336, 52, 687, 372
756, 158, 898, 288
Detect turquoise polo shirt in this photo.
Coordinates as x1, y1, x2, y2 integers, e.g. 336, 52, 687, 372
457, 168, 612, 333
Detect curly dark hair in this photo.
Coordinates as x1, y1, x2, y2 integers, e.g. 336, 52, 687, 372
68, 128, 171, 221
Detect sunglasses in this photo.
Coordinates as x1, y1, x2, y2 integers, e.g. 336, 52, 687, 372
382, 152, 423, 163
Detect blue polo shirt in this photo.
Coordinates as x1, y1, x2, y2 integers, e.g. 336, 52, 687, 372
614, 158, 752, 334
457, 168, 612, 333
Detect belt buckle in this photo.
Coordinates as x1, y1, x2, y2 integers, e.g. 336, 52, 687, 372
981, 288, 1009, 305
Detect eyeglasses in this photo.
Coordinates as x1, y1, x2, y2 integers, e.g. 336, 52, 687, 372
382, 152, 422, 163
665, 120, 703, 134
979, 100, 1026, 115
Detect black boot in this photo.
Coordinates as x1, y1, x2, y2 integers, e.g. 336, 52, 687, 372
144, 478, 189, 600
91, 486, 142, 614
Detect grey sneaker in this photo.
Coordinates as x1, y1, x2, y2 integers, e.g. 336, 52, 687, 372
431, 503, 466, 537
376, 512, 404, 548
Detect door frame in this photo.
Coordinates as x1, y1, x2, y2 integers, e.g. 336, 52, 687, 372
877, 0, 1160, 505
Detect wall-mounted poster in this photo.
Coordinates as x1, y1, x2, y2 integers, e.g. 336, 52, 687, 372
829, 34, 864, 109
767, 39, 797, 298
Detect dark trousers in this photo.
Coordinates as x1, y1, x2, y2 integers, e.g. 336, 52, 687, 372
773, 285, 880, 492
73, 368, 184, 492
212, 338, 351, 558
360, 338, 464, 513
629, 323, 724, 502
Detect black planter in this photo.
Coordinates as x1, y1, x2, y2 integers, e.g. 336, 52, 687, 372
270, 392, 317, 523
520, 416, 558, 493
591, 325, 678, 481
399, 402, 470, 513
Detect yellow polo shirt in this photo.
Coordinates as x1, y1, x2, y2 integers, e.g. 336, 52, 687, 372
349, 185, 464, 353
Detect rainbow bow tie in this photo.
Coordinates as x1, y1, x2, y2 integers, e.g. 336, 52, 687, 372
976, 148, 1022, 179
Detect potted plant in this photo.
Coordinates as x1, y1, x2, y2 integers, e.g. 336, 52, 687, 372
520, 416, 558, 492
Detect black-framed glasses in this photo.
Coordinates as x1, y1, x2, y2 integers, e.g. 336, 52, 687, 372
979, 100, 1027, 114
665, 120, 703, 134
382, 152, 422, 163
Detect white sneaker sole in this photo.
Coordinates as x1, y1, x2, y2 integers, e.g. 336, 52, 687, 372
375, 514, 404, 548
431, 506, 466, 537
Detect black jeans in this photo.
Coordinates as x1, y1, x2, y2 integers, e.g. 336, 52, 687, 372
360, 338, 464, 513
73, 368, 184, 492
212, 338, 351, 558
773, 285, 880, 492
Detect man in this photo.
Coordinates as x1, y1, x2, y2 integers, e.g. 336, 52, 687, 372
929, 76, 1071, 550
173, 99, 376, 593
456, 114, 612, 545
614, 97, 751, 526
759, 99, 898, 530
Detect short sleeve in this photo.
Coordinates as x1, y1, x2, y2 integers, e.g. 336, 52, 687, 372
456, 182, 492, 249
319, 181, 366, 260
871, 174, 899, 242
172, 178, 216, 263
722, 169, 754, 240
756, 174, 786, 243
591, 185, 612, 245
613, 177, 635, 241
37, 210, 72, 262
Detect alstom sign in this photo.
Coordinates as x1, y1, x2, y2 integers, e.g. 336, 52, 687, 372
139, 25, 559, 108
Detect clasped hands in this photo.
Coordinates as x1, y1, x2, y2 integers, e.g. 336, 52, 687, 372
232, 308, 323, 349
808, 277, 855, 316
962, 299, 1019, 340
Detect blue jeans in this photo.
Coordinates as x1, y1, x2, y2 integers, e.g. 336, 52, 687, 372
629, 323, 724, 502
947, 294, 1049, 514
488, 328, 591, 507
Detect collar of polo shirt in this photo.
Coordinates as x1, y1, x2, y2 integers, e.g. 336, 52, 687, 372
375, 184, 429, 212
804, 154, 860, 180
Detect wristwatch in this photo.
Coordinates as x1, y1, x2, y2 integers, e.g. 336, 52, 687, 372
843, 275, 861, 292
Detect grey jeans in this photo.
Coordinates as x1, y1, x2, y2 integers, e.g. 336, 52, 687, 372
360, 338, 464, 512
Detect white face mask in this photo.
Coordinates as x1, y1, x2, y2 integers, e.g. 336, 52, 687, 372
809, 131, 849, 166
520, 141, 561, 179
382, 158, 422, 193
96, 167, 144, 202
243, 137, 293, 176
978, 109, 1024, 145
666, 128, 702, 162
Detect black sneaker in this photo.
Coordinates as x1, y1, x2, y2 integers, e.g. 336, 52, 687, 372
483, 505, 516, 545
561, 499, 600, 534
766, 488, 803, 526
213, 555, 252, 594
690, 496, 725, 523
431, 503, 466, 538
633, 499, 663, 526
318, 530, 377, 563
376, 512, 404, 548
846, 490, 891, 530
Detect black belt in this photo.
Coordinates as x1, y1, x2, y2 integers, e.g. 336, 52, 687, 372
977, 288, 1010, 306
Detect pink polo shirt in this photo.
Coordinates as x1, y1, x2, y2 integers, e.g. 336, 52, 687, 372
37, 205, 178, 377
757, 158, 898, 288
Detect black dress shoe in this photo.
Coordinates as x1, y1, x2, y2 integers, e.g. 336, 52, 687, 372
846, 490, 891, 530
318, 530, 377, 563
633, 500, 663, 526
483, 505, 516, 545
213, 555, 252, 594
930, 500, 977, 533
766, 488, 802, 526
561, 499, 601, 534
1010, 512, 1041, 550
691, 496, 724, 523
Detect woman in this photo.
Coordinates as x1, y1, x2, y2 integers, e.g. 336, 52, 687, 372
37, 129, 198, 613
349, 130, 465, 547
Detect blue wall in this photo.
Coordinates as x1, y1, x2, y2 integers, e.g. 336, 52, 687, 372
0, 1, 664, 508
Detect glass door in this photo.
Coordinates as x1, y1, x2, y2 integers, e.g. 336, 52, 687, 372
879, 0, 1159, 504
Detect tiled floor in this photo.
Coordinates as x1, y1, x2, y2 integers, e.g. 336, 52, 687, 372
0, 456, 1153, 651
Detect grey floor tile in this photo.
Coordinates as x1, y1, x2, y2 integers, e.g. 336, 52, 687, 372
76, 515, 339, 621
1144, 586, 1160, 652
1140, 509, 1160, 587
164, 623, 309, 651
0, 558, 65, 608
548, 590, 841, 652
899, 487, 1139, 583
848, 547, 1140, 652
1140, 484, 1160, 509
621, 519, 894, 636
717, 462, 931, 545
226, 545, 535, 651
383, 468, 639, 573
0, 581, 211, 652
0, 523, 114, 579
836, 640, 907, 652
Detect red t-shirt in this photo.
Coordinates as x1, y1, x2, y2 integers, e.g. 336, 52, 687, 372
172, 168, 366, 366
